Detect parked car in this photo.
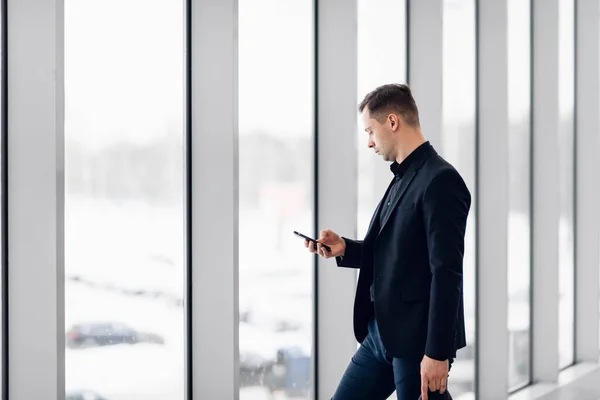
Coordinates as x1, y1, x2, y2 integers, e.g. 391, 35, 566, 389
66, 322, 164, 349
263, 347, 311, 398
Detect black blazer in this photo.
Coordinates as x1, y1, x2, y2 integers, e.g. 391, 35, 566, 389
336, 143, 471, 361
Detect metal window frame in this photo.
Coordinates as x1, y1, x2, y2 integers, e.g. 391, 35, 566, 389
7, 0, 66, 398
476, 0, 510, 397
531, 0, 560, 383
574, 0, 600, 364
1, 0, 7, 396
189, 0, 239, 398
184, 0, 193, 398
315, 0, 359, 398
313, 4, 320, 395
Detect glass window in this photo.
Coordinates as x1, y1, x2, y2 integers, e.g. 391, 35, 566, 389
238, 1, 314, 399
64, 1, 186, 398
442, 0, 476, 397
507, 0, 532, 390
357, 0, 407, 237
356, 3, 406, 398
558, 0, 575, 370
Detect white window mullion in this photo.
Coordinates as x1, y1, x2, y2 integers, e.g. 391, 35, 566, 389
532, 0, 560, 383
574, 0, 600, 364
190, 0, 239, 398
316, 0, 359, 398
477, 0, 510, 397
7, 0, 66, 398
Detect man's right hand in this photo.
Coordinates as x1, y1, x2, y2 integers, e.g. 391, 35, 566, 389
305, 229, 345, 259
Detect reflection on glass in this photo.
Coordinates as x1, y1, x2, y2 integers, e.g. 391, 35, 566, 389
64, 1, 185, 398
442, 0, 476, 397
238, 1, 314, 398
507, 0, 532, 390
558, 0, 575, 370
357, 0, 407, 238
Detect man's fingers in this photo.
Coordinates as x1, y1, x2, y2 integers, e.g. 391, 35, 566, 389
428, 380, 436, 392
440, 377, 447, 394
421, 377, 428, 400
316, 243, 326, 258
313, 242, 329, 258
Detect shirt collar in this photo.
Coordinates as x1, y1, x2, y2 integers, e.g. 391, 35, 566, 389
390, 141, 431, 178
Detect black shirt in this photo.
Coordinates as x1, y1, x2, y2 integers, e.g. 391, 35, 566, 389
379, 162, 405, 227
370, 141, 431, 302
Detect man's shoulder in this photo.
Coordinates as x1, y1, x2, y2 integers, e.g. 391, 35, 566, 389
417, 156, 470, 199
418, 154, 461, 183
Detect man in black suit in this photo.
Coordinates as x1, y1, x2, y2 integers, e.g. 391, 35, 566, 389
305, 84, 470, 400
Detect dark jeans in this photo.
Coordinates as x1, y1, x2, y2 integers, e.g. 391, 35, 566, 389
332, 318, 453, 400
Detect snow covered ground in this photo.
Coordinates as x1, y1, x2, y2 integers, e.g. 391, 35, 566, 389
64, 196, 562, 399
64, 196, 315, 399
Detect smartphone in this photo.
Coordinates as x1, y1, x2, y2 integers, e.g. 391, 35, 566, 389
293, 230, 332, 252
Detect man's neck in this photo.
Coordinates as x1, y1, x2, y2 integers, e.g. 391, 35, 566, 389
395, 132, 427, 164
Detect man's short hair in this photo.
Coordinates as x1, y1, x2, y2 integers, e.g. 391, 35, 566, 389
358, 83, 420, 127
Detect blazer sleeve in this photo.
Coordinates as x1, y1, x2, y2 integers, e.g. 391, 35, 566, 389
422, 168, 471, 361
335, 237, 363, 268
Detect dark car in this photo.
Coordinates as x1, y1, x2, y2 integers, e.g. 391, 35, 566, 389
66, 322, 164, 349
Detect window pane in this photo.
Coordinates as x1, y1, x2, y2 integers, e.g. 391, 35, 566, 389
507, 0, 532, 390
64, 1, 186, 398
357, 0, 407, 238
442, 0, 476, 396
238, 1, 314, 399
558, 0, 575, 370
356, 3, 406, 398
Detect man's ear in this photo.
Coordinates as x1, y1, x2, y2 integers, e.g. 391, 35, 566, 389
388, 114, 401, 131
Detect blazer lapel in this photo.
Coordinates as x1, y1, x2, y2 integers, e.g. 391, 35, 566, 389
364, 177, 396, 241
379, 168, 417, 234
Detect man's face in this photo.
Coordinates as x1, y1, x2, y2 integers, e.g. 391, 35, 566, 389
362, 109, 397, 162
